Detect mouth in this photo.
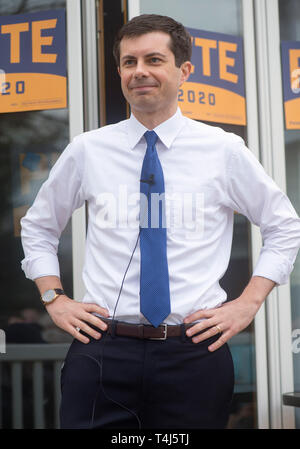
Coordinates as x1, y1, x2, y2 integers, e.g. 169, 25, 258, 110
130, 85, 158, 92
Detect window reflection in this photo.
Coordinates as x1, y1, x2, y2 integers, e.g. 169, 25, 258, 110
0, 0, 73, 430
0, 0, 66, 15
0, 109, 72, 339
0, 1, 72, 337
140, 0, 242, 35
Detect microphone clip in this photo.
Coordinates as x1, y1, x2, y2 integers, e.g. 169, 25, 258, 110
140, 174, 155, 185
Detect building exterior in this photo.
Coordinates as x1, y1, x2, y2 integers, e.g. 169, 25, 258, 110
0, 0, 299, 429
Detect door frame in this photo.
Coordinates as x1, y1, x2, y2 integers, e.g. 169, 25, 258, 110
254, 0, 295, 429
67, 0, 86, 301
242, 0, 270, 429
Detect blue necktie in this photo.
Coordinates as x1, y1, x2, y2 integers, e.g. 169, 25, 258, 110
139, 130, 171, 327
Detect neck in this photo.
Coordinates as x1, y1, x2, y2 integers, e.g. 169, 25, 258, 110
131, 105, 177, 130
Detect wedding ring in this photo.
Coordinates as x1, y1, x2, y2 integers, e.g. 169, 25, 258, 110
75, 326, 81, 332
215, 325, 222, 333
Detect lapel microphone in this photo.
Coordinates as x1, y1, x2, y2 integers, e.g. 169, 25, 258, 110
140, 174, 155, 185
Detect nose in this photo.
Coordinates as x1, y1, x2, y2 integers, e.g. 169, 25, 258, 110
133, 60, 149, 78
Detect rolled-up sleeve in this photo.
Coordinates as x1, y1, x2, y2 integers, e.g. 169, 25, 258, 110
225, 140, 300, 285
20, 136, 86, 280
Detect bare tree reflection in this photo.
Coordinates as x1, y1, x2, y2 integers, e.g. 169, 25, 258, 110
0, 109, 68, 149
0, 0, 65, 15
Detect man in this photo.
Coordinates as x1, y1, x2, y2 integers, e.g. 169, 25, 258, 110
21, 14, 300, 429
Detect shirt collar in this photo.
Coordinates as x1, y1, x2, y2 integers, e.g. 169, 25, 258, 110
127, 107, 185, 150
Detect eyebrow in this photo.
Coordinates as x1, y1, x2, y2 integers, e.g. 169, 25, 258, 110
120, 52, 167, 62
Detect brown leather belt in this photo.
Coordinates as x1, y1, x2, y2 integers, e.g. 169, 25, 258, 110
100, 318, 207, 341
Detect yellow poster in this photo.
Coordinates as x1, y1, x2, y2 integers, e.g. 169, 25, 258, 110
179, 28, 246, 126
281, 41, 300, 130
0, 9, 66, 113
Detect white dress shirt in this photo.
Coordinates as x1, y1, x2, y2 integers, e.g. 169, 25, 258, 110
20, 108, 300, 324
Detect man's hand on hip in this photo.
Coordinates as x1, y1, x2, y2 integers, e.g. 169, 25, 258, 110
45, 296, 110, 344
183, 296, 259, 352
184, 276, 276, 352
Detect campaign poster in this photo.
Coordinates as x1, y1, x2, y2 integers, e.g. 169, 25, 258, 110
0, 9, 66, 113
179, 28, 246, 126
281, 41, 300, 130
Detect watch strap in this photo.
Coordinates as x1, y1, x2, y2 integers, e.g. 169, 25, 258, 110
41, 288, 65, 305
53, 288, 65, 296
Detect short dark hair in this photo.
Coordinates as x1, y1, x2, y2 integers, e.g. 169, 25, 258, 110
113, 14, 192, 68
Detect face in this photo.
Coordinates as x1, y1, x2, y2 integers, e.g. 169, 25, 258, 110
118, 31, 191, 119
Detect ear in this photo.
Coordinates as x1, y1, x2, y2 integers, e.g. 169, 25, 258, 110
117, 66, 121, 76
179, 61, 192, 86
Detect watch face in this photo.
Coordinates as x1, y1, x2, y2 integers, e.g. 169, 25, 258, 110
43, 289, 56, 303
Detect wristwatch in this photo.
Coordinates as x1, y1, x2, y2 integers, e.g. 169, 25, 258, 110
41, 288, 65, 305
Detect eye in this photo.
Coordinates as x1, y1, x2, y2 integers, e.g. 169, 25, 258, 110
149, 57, 161, 63
123, 59, 135, 66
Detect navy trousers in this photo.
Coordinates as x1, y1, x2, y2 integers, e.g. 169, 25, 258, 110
60, 324, 234, 429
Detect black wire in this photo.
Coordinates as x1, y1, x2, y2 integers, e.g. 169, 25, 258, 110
74, 229, 142, 429
74, 181, 152, 429
90, 226, 142, 429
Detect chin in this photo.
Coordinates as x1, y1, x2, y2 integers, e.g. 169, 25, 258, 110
132, 102, 159, 113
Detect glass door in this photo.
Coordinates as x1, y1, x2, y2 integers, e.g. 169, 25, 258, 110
0, 0, 72, 337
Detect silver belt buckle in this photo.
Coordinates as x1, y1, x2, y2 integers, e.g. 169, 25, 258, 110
149, 323, 167, 340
